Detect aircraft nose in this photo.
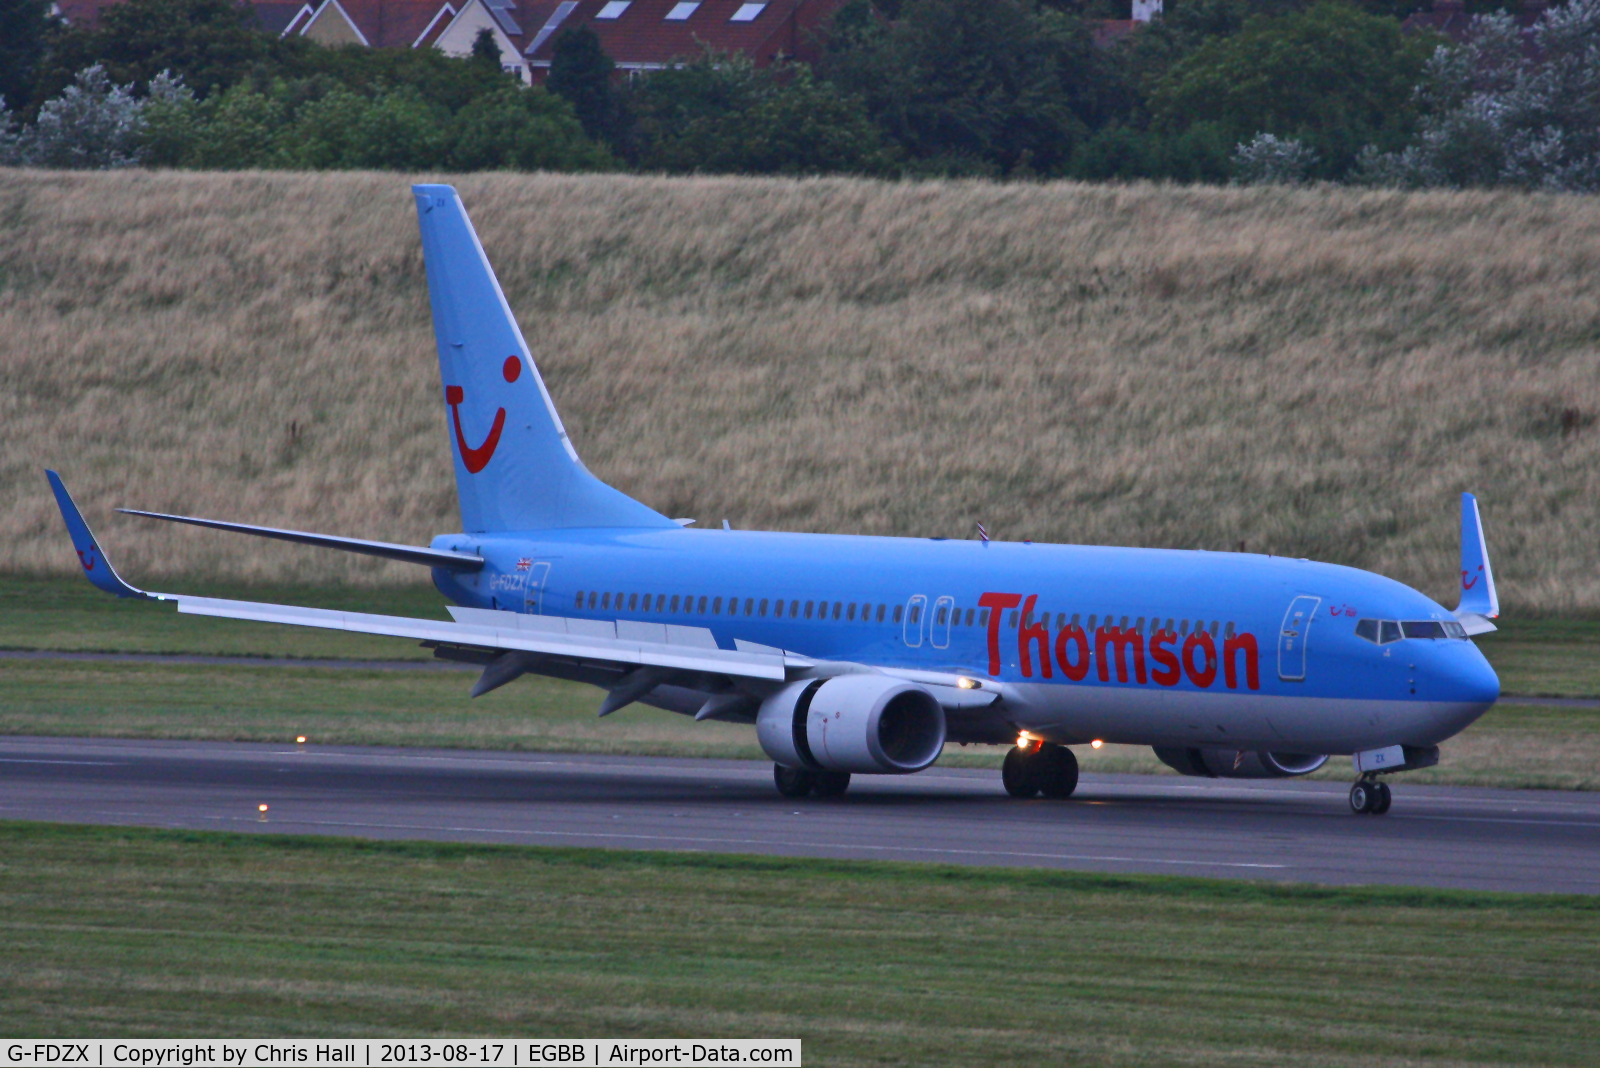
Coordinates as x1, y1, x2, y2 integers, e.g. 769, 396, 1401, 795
1447, 643, 1500, 707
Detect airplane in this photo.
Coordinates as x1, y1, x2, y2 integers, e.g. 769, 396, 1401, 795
46, 183, 1502, 818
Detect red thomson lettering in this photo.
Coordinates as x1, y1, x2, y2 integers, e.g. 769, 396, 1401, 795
1055, 622, 1090, 681
1017, 595, 1052, 679
978, 592, 1023, 677
1183, 630, 1218, 688
1096, 624, 1147, 684
1224, 632, 1260, 690
1149, 629, 1181, 686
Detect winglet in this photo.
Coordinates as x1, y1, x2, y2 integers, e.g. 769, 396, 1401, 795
1454, 492, 1498, 635
44, 471, 164, 600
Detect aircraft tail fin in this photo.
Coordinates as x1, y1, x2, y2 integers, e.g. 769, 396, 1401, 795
1454, 492, 1499, 635
412, 185, 673, 534
45, 471, 164, 600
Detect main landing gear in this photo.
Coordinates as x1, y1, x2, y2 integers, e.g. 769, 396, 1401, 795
1002, 741, 1079, 799
1349, 777, 1392, 816
774, 764, 851, 799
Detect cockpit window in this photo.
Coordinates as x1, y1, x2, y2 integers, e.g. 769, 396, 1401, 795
1403, 620, 1446, 639
1359, 618, 1468, 643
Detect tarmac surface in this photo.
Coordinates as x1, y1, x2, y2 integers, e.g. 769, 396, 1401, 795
2, 736, 1597, 893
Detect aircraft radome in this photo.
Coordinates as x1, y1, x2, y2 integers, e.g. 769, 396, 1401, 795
48, 184, 1502, 817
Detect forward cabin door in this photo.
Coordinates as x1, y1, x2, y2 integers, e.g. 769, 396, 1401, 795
1278, 595, 1321, 681
930, 595, 955, 649
903, 594, 927, 647
523, 562, 552, 614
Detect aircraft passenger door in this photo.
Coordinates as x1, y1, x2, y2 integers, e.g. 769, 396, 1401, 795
523, 562, 552, 614
930, 595, 955, 649
1278, 595, 1320, 681
903, 594, 927, 648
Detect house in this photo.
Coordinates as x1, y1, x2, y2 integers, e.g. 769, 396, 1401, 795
53, 0, 848, 86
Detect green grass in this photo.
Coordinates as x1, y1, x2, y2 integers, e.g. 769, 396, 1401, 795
1, 822, 1596, 1062
0, 575, 446, 661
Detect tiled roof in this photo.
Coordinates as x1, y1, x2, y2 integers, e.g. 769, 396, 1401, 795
56, 0, 846, 72
522, 0, 845, 67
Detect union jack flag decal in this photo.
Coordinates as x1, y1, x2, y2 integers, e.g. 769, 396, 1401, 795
515, 558, 532, 571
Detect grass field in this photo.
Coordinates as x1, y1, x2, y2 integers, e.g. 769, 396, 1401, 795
2, 576, 1597, 788
4, 171, 1600, 613
1, 822, 1596, 1061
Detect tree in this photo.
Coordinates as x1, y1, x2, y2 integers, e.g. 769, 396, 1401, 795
548, 26, 618, 143
470, 27, 503, 69
622, 54, 895, 175
0, 0, 54, 113
1359, 0, 1600, 190
1232, 131, 1321, 183
450, 86, 615, 171
33, 0, 275, 103
7, 64, 146, 168
824, 0, 1107, 176
1148, 2, 1432, 177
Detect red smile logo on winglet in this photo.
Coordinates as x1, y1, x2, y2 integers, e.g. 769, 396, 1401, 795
445, 356, 522, 474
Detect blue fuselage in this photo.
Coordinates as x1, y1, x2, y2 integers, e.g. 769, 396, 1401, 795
431, 527, 1500, 755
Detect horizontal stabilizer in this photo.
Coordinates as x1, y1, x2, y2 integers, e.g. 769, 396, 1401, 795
1454, 492, 1500, 626
45, 471, 165, 601
117, 509, 484, 571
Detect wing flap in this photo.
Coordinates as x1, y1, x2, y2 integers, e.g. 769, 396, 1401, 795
176, 595, 789, 680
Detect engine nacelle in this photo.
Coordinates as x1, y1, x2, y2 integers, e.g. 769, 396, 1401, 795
757, 675, 946, 774
1153, 747, 1329, 779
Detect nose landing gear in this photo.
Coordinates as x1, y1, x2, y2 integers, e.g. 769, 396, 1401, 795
1002, 741, 1079, 799
1349, 777, 1392, 816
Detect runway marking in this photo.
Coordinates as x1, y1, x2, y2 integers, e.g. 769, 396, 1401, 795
0, 758, 122, 766
180, 813, 1290, 870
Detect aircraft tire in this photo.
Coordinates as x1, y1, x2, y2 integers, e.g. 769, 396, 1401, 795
1038, 744, 1080, 799
1372, 781, 1393, 815
774, 764, 814, 798
1349, 781, 1375, 815
812, 771, 851, 798
1002, 747, 1040, 799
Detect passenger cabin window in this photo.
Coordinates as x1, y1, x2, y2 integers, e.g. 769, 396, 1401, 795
879, 605, 888, 623
575, 591, 584, 608
894, 605, 904, 623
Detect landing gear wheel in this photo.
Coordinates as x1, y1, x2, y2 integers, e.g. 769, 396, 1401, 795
774, 764, 814, 798
1349, 781, 1375, 815
1372, 781, 1392, 815
1002, 746, 1040, 798
812, 771, 851, 798
1038, 744, 1080, 799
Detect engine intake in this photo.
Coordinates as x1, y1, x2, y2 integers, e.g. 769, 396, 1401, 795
757, 675, 946, 774
1153, 747, 1329, 779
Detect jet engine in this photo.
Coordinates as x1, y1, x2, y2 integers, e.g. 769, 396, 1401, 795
757, 675, 946, 774
1153, 747, 1329, 779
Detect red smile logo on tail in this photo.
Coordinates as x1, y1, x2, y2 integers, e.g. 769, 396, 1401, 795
445, 356, 522, 474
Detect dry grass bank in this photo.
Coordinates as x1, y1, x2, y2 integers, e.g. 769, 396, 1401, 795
2, 170, 1597, 611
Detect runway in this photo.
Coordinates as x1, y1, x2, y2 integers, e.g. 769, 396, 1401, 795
1, 735, 1596, 894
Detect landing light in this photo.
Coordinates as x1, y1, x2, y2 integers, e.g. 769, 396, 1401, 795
258, 804, 269, 812
296, 736, 306, 744
1016, 731, 1034, 749
957, 677, 981, 690
1091, 740, 1104, 749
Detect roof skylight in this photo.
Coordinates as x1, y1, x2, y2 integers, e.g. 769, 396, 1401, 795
595, 0, 630, 18
665, 1, 699, 19
730, 2, 765, 19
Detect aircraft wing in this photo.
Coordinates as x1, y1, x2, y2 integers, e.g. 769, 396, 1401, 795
176, 595, 798, 683
47, 469, 1000, 717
